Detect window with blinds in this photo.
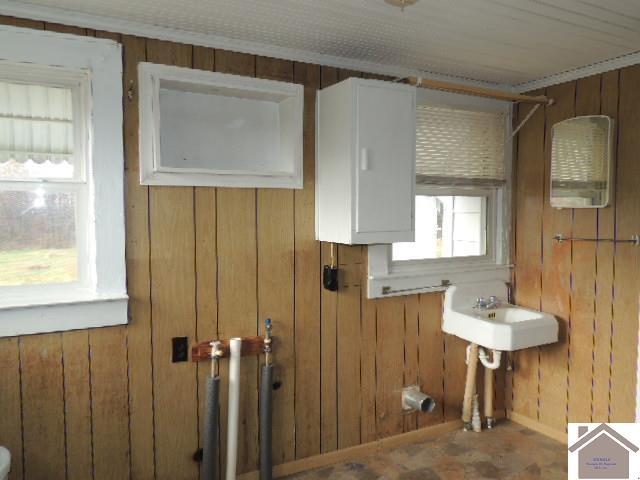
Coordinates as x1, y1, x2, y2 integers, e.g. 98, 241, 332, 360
415, 105, 506, 186
0, 75, 86, 288
0, 81, 77, 180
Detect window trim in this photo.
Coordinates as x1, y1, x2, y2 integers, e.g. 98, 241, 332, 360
367, 89, 513, 299
0, 25, 127, 336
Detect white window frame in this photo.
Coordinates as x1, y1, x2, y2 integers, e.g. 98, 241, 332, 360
367, 89, 513, 299
0, 25, 127, 336
138, 62, 304, 188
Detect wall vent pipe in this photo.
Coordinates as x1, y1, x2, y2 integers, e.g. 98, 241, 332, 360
402, 386, 436, 413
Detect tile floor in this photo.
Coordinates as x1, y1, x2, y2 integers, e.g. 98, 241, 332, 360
283, 421, 567, 479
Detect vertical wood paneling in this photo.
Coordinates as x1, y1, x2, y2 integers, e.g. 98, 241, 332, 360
512, 93, 546, 421
192, 46, 218, 477
336, 246, 362, 448
90, 327, 131, 480
418, 293, 445, 427
20, 334, 66, 480
403, 295, 419, 432
319, 241, 338, 453
375, 297, 405, 437
256, 56, 296, 466
0, 338, 23, 480
567, 75, 601, 424
62, 331, 93, 480
256, 182, 296, 465
293, 61, 322, 460
147, 39, 199, 480
538, 82, 575, 432
591, 70, 618, 423
513, 67, 639, 433
216, 188, 259, 474
121, 33, 156, 480
443, 333, 467, 421
214, 49, 260, 476
318, 66, 339, 454
610, 65, 640, 422
360, 248, 378, 444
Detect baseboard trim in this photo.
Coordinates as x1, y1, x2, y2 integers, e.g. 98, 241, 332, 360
507, 410, 567, 445
238, 419, 463, 479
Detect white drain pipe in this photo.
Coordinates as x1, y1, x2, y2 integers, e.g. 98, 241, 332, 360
226, 338, 242, 480
466, 345, 502, 370
478, 347, 502, 370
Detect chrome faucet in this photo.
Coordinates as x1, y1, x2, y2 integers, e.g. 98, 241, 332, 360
474, 296, 500, 310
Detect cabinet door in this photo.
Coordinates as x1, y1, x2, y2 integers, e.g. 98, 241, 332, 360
354, 83, 415, 240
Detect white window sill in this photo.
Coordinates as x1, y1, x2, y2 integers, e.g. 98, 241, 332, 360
367, 263, 512, 299
0, 294, 128, 337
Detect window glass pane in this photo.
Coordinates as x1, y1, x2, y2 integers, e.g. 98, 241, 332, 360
0, 188, 78, 285
392, 195, 486, 261
0, 81, 76, 180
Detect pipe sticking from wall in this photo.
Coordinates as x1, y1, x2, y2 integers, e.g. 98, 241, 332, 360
402, 386, 436, 413
260, 319, 273, 480
260, 364, 273, 480
225, 338, 242, 480
202, 375, 220, 480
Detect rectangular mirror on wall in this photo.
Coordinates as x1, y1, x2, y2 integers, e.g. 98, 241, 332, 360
550, 115, 614, 208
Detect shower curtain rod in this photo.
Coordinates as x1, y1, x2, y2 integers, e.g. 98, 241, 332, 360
406, 76, 552, 105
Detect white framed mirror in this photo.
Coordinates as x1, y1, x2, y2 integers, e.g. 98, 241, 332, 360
550, 115, 614, 208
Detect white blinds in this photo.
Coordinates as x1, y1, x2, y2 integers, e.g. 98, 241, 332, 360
551, 116, 610, 184
0, 81, 74, 164
415, 105, 506, 185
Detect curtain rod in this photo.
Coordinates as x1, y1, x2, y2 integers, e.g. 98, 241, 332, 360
406, 76, 552, 105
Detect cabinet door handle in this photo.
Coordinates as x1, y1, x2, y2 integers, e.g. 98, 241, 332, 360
360, 147, 370, 171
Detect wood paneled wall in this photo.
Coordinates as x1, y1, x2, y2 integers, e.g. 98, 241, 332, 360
0, 16, 479, 480
510, 67, 640, 433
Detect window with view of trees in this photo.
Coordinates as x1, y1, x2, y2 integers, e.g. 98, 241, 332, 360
0, 80, 87, 288
0, 26, 126, 336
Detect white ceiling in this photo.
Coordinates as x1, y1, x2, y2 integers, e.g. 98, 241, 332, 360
3, 0, 640, 86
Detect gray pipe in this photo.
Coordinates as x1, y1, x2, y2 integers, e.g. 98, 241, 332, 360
202, 375, 220, 480
260, 364, 273, 480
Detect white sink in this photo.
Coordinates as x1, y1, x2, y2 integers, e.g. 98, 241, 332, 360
443, 282, 558, 351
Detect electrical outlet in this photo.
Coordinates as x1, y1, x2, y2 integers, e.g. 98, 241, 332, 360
172, 337, 189, 362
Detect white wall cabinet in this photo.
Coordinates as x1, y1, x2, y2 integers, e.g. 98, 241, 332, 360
138, 62, 303, 188
316, 78, 416, 244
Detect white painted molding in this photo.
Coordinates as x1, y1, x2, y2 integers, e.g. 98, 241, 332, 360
0, 0, 506, 90
0, 24, 128, 334
514, 50, 640, 92
0, 297, 128, 337
138, 62, 304, 188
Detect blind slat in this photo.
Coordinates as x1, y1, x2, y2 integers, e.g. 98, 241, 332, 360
416, 105, 505, 183
0, 80, 74, 164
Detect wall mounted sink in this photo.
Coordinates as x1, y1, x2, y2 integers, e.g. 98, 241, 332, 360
443, 281, 558, 351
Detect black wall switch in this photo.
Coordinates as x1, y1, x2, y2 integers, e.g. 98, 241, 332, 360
172, 337, 189, 362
